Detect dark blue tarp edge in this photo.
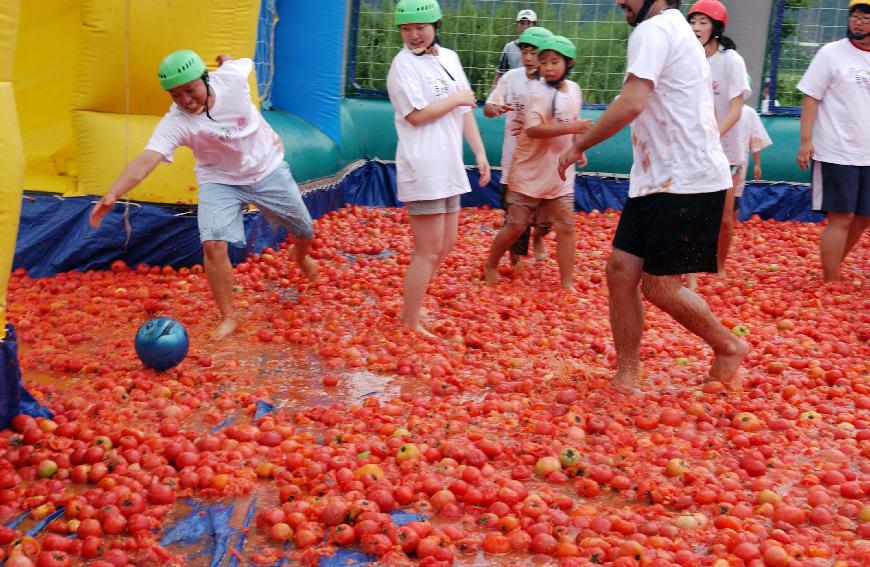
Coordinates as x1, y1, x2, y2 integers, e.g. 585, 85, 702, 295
1, 323, 54, 430
12, 160, 822, 279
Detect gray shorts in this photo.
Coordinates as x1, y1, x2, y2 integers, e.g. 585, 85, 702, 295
405, 195, 461, 216
198, 161, 314, 247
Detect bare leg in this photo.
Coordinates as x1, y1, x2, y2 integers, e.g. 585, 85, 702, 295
484, 222, 527, 284
554, 222, 574, 289
717, 184, 737, 274
820, 211, 855, 281
403, 213, 453, 331
203, 240, 238, 339
843, 214, 868, 264
606, 249, 645, 389
640, 273, 749, 390
290, 239, 317, 280
533, 227, 548, 261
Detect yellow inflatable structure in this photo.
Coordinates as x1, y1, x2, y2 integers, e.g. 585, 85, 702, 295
15, 0, 260, 204
3, 0, 261, 336
1, 0, 24, 340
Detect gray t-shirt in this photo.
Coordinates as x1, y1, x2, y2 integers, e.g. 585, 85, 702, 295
496, 41, 522, 75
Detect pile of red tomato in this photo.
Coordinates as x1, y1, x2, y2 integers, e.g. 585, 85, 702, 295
2, 205, 868, 566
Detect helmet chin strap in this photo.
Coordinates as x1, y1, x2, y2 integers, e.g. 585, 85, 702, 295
202, 73, 215, 121
412, 23, 440, 56
632, 0, 656, 28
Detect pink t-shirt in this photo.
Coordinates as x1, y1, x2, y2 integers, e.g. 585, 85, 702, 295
507, 80, 582, 199
145, 58, 285, 186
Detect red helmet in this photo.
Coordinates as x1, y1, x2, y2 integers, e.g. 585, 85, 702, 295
688, 0, 729, 29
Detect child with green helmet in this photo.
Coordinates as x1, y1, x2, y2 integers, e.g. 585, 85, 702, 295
493, 8, 540, 87
90, 50, 316, 340
485, 26, 553, 264
484, 35, 591, 290
387, 0, 491, 333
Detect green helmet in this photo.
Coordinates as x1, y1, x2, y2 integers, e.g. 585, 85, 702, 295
394, 0, 443, 25
158, 50, 207, 91
517, 26, 554, 49
538, 36, 576, 60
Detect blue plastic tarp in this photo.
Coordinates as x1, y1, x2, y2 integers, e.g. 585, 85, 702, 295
160, 500, 236, 566
13, 160, 822, 278
1, 324, 53, 430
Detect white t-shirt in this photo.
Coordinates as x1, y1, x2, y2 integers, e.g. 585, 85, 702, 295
508, 80, 582, 199
624, 9, 731, 198
146, 58, 284, 186
708, 48, 751, 165
797, 38, 870, 166
735, 105, 773, 195
387, 47, 473, 202
485, 67, 542, 185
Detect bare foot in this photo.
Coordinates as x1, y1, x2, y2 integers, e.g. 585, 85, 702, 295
686, 273, 698, 291
708, 339, 750, 391
509, 252, 521, 267
300, 256, 318, 281
560, 280, 574, 291
211, 317, 238, 340
483, 263, 500, 284
404, 321, 437, 339
613, 365, 643, 394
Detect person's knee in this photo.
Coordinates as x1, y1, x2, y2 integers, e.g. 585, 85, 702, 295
827, 212, 855, 227
202, 240, 228, 259
413, 249, 441, 266
553, 222, 573, 238
606, 255, 633, 287
640, 275, 672, 304
297, 225, 314, 242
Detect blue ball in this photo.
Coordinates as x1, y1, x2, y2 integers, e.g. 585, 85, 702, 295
134, 317, 189, 372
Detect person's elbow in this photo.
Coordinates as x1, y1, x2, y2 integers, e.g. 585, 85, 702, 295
404, 111, 425, 127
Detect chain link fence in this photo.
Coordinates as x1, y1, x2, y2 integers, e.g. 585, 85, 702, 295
766, 0, 852, 113
348, 0, 630, 105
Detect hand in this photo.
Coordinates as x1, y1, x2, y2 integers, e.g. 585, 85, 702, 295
797, 139, 814, 171
558, 143, 585, 181
509, 116, 525, 137
451, 90, 477, 108
89, 193, 117, 228
567, 119, 593, 135
753, 163, 762, 181
493, 102, 513, 116
476, 153, 491, 187
578, 152, 588, 169
216, 54, 233, 66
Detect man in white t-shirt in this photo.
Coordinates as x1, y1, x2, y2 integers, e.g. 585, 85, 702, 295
89, 50, 316, 340
493, 9, 538, 87
796, 0, 870, 282
558, 0, 749, 392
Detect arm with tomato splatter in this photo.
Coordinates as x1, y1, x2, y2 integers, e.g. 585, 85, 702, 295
558, 74, 653, 180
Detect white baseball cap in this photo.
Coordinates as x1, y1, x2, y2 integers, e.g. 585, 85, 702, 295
516, 9, 537, 22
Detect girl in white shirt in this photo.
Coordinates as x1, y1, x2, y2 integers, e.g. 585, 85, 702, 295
386, 0, 491, 333
688, 0, 751, 277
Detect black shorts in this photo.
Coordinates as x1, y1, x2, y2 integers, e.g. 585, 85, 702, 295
811, 161, 870, 216
613, 190, 726, 276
